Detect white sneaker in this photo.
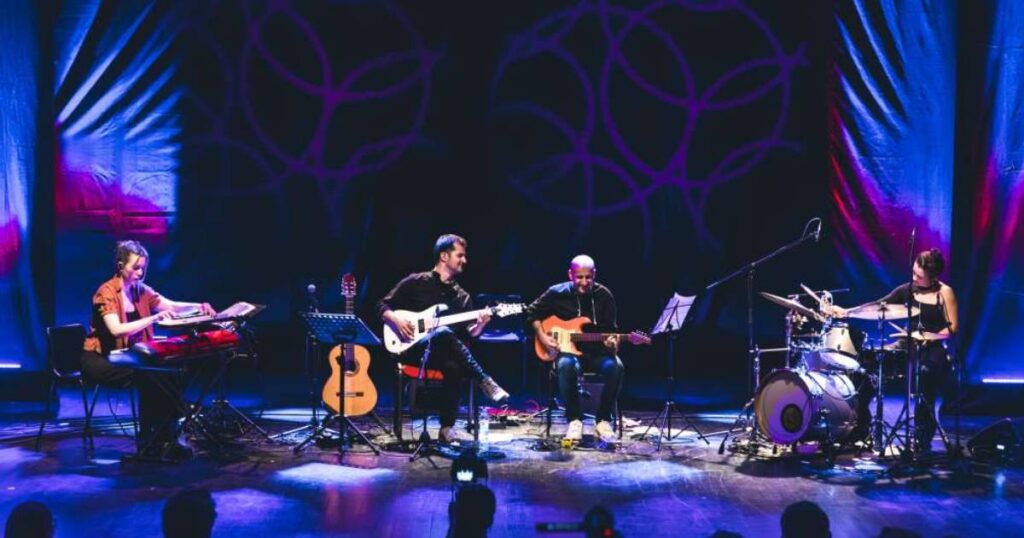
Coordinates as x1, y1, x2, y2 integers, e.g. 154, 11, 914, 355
595, 420, 617, 442
439, 426, 473, 444
479, 377, 510, 403
564, 419, 583, 442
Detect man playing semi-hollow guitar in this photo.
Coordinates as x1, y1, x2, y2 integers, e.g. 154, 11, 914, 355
527, 255, 624, 443
378, 234, 510, 444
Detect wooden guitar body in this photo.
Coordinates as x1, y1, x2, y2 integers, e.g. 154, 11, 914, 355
322, 273, 378, 416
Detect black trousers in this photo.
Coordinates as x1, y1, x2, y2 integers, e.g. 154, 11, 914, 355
915, 342, 949, 448
850, 368, 875, 439
850, 342, 948, 447
81, 351, 183, 444
402, 327, 489, 428
555, 353, 624, 423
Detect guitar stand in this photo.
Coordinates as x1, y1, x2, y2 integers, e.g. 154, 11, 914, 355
293, 312, 383, 457
293, 412, 382, 455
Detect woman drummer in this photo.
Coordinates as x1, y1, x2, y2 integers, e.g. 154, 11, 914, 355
829, 248, 958, 452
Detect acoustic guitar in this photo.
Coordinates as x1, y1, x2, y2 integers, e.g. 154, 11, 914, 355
535, 315, 651, 361
322, 274, 377, 416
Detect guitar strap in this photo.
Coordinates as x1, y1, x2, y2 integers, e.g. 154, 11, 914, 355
575, 292, 597, 325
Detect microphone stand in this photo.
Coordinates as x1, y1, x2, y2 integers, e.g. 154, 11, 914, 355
709, 218, 821, 454
274, 289, 326, 441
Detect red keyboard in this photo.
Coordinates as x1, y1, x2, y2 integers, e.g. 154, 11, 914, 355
130, 329, 242, 365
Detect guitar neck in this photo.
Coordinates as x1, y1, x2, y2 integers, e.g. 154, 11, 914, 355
428, 307, 489, 329
344, 294, 355, 357
569, 332, 631, 342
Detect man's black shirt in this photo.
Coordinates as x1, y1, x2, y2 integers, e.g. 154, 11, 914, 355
377, 270, 474, 340
526, 281, 617, 355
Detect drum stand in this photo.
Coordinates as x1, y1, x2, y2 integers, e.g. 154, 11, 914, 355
863, 311, 890, 454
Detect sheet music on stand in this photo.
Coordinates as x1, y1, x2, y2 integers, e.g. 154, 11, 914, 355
299, 312, 380, 347
158, 301, 266, 328
652, 293, 696, 335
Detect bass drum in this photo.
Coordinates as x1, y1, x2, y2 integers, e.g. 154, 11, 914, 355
754, 369, 858, 445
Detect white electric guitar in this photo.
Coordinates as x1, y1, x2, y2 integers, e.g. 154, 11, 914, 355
383, 303, 525, 354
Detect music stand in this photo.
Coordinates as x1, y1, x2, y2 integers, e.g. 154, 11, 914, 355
639, 294, 711, 449
294, 313, 382, 455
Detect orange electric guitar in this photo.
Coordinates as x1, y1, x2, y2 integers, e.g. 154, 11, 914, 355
322, 274, 378, 416
535, 315, 652, 361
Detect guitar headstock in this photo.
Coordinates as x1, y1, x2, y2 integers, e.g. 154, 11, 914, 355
627, 331, 652, 346
341, 273, 357, 299
491, 303, 525, 318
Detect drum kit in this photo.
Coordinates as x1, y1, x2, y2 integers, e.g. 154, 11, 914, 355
751, 288, 921, 454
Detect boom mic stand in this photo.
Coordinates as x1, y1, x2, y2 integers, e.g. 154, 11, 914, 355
709, 218, 822, 454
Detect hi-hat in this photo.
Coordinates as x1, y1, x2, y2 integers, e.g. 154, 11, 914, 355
888, 330, 947, 341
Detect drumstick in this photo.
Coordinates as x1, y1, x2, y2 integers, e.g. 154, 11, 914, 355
800, 283, 824, 306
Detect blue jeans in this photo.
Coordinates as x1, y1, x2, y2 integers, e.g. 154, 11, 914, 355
555, 353, 624, 422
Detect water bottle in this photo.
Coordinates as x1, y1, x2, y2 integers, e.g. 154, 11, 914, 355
479, 407, 490, 445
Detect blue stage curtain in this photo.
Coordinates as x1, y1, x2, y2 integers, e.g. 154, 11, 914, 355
53, 0, 184, 329
828, 0, 956, 297
953, 1, 1024, 382
0, 1, 45, 370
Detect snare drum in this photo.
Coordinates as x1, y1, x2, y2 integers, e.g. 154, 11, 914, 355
807, 323, 864, 372
754, 368, 858, 445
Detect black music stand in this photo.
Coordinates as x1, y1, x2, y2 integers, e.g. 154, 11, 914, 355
294, 313, 382, 455
640, 294, 710, 449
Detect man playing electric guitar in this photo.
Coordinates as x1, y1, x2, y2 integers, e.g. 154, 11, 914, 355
378, 234, 511, 444
528, 255, 625, 444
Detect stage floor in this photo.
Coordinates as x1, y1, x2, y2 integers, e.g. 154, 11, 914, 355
1, 396, 1022, 537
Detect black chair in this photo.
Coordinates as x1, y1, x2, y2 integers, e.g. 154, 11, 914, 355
544, 364, 624, 440
35, 324, 136, 451
392, 362, 479, 445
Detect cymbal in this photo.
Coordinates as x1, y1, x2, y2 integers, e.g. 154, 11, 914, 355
760, 292, 825, 322
888, 331, 948, 341
846, 303, 920, 320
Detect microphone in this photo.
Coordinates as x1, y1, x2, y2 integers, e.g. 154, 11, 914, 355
306, 284, 319, 312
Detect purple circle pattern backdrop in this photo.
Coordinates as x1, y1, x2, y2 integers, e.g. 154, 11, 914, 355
489, 0, 805, 246
182, 0, 437, 216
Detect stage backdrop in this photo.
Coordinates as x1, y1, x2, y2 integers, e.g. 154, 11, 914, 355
2, 0, 1019, 401
35, 0, 831, 399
